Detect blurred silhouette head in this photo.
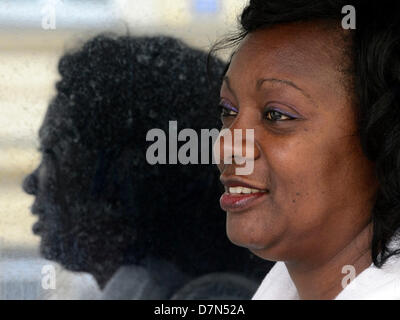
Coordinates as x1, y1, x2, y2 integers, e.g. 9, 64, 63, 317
22, 35, 268, 289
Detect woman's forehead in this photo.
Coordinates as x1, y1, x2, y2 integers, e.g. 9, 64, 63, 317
226, 21, 351, 103
238, 22, 345, 69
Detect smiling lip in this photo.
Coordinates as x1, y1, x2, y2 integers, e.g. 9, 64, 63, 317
219, 177, 269, 212
220, 192, 268, 212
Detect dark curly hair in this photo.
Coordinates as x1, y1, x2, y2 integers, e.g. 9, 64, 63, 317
23, 34, 271, 288
210, 0, 400, 268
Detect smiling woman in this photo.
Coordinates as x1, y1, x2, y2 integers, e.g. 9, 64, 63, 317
211, 0, 400, 300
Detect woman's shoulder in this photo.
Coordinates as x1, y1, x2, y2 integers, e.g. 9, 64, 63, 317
337, 233, 400, 299
253, 257, 400, 300
336, 253, 400, 300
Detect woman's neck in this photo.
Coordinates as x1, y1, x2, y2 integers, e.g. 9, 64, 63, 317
285, 222, 373, 300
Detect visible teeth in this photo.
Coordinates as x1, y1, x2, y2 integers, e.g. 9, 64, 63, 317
230, 187, 240, 194
229, 187, 267, 194
242, 187, 251, 194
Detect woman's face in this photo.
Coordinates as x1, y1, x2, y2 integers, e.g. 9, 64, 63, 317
22, 107, 126, 285
217, 22, 379, 263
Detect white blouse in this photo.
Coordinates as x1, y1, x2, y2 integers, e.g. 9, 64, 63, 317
252, 245, 400, 300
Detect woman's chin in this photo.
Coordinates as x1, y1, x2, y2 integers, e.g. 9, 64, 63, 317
226, 214, 265, 243
226, 225, 284, 262
226, 227, 271, 251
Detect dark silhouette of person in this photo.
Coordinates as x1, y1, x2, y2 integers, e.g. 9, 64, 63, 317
22, 34, 272, 299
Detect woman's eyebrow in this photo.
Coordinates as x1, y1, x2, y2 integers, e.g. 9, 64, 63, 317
223, 76, 317, 108
258, 78, 319, 108
223, 75, 307, 95
257, 78, 311, 99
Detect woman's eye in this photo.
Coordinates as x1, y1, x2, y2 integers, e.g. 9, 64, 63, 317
219, 105, 238, 117
265, 110, 292, 122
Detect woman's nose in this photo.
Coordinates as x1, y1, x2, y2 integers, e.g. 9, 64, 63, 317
22, 171, 38, 195
215, 128, 260, 165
